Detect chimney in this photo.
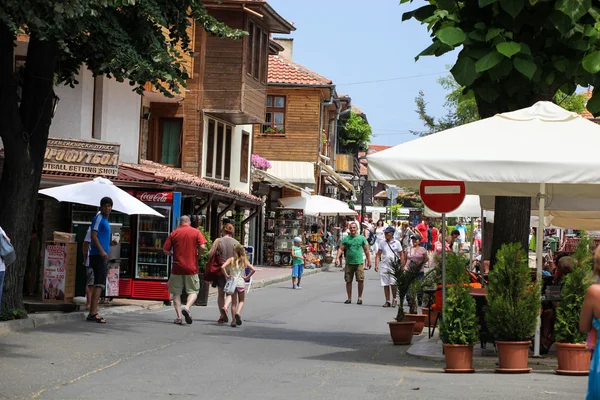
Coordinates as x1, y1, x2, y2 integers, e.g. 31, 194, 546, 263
273, 38, 293, 61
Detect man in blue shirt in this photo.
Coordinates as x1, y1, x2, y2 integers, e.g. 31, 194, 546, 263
88, 197, 116, 323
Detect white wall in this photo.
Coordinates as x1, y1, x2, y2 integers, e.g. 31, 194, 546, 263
49, 67, 94, 140
94, 76, 141, 163
229, 124, 253, 193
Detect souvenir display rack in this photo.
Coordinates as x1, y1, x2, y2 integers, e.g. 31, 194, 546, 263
273, 208, 304, 266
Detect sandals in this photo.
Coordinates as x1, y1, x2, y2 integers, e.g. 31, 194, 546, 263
174, 319, 183, 325
181, 307, 193, 325
86, 313, 106, 324
230, 322, 237, 328
235, 314, 242, 326
392, 300, 398, 308
383, 302, 391, 308
220, 307, 229, 323
344, 299, 351, 304
357, 299, 363, 305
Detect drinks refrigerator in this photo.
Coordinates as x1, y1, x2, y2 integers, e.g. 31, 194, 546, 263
130, 191, 181, 301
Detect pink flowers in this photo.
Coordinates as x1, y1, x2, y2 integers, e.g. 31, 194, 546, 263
252, 154, 272, 170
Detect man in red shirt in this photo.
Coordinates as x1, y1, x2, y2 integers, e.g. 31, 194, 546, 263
415, 220, 429, 249
163, 216, 207, 325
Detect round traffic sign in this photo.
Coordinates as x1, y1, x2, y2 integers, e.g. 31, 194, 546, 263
419, 180, 466, 214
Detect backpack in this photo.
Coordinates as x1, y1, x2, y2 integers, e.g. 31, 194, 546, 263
367, 230, 376, 246
0, 230, 16, 265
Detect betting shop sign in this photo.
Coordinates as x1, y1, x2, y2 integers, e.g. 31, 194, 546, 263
43, 138, 120, 177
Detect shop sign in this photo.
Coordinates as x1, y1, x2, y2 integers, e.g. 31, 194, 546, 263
43, 244, 67, 301
43, 138, 120, 177
137, 191, 173, 203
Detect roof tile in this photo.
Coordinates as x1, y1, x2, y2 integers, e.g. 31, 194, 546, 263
268, 55, 332, 86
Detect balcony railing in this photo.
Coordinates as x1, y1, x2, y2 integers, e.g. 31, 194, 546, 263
335, 154, 354, 173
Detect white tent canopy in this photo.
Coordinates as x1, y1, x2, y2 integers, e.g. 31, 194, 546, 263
424, 195, 483, 218
278, 195, 357, 217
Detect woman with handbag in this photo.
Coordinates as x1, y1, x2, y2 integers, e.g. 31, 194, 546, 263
221, 244, 255, 327
207, 224, 239, 323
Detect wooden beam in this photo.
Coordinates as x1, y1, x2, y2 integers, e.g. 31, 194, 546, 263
243, 5, 263, 18
217, 200, 236, 235
240, 208, 259, 245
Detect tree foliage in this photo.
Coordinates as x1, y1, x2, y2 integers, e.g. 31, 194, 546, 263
339, 112, 372, 154
439, 253, 479, 345
555, 235, 594, 343
400, 0, 600, 116
485, 243, 540, 341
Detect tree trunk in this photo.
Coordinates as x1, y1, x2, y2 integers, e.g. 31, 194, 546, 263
490, 197, 531, 266
0, 27, 58, 311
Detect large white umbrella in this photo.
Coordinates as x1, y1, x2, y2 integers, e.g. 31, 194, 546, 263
279, 195, 357, 217
39, 177, 163, 217
368, 101, 600, 356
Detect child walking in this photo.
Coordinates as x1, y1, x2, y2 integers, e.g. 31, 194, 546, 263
221, 244, 256, 327
292, 237, 304, 289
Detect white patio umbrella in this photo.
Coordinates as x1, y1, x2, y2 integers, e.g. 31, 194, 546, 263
368, 101, 600, 356
39, 177, 163, 217
279, 195, 357, 217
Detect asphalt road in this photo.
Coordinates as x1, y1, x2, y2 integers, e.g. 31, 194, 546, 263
0, 269, 587, 400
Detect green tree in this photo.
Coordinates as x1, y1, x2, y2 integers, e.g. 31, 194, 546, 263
401, 0, 600, 264
0, 1, 244, 311
338, 111, 373, 154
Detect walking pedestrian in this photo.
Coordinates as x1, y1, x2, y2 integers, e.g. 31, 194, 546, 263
375, 226, 404, 307
82, 226, 95, 309
372, 219, 386, 254
163, 216, 207, 325
456, 219, 467, 251
87, 197, 117, 324
401, 221, 414, 251
335, 221, 371, 305
292, 237, 304, 289
221, 244, 255, 327
208, 223, 239, 324
405, 234, 428, 308
415, 219, 429, 249
0, 225, 11, 307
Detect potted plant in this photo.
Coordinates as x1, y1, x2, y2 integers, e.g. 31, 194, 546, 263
439, 253, 479, 373
554, 235, 594, 375
387, 257, 422, 344
406, 264, 437, 334
485, 243, 540, 373
422, 261, 443, 327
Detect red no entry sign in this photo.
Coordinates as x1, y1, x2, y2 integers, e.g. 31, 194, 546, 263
419, 180, 466, 214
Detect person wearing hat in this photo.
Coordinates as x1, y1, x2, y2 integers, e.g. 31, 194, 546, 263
375, 226, 404, 307
291, 237, 305, 289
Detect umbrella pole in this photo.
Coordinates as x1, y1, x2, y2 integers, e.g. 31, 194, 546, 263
534, 183, 546, 357
441, 213, 446, 318
469, 219, 475, 269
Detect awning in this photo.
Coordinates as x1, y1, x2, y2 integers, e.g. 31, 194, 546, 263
267, 161, 316, 186
254, 169, 311, 197
319, 162, 355, 193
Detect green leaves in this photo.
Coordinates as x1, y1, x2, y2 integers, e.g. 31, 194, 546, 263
556, 0, 592, 22
435, 26, 467, 46
496, 41, 521, 57
582, 51, 600, 73
514, 57, 537, 79
475, 50, 504, 72
587, 90, 600, 115
479, 0, 499, 6
451, 56, 477, 86
500, 0, 524, 19
486, 28, 503, 41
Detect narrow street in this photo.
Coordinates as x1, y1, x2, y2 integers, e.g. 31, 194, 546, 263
0, 270, 587, 400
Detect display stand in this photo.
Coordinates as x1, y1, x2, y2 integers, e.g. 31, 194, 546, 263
263, 211, 276, 266
42, 242, 77, 303
273, 208, 304, 266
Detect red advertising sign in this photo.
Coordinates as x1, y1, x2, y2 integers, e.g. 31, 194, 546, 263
419, 180, 466, 214
137, 192, 173, 204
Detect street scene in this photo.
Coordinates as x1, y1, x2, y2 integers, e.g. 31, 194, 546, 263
2, 0, 600, 399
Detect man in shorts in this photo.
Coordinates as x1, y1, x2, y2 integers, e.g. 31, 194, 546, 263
375, 226, 404, 307
335, 221, 371, 305
163, 216, 207, 325
82, 226, 95, 309
88, 197, 117, 324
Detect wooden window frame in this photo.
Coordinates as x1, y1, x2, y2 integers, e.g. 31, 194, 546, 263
205, 117, 234, 182
246, 18, 267, 83
205, 119, 216, 177
240, 131, 250, 183
262, 95, 286, 135
215, 122, 225, 180
224, 126, 232, 181
158, 118, 183, 168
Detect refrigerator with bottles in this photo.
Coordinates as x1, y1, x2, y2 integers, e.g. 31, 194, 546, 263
131, 191, 181, 301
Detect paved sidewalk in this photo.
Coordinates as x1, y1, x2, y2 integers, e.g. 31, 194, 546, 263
0, 266, 321, 335
408, 330, 559, 368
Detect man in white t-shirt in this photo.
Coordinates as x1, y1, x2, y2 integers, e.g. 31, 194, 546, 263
375, 226, 404, 307
82, 227, 95, 309
0, 226, 10, 307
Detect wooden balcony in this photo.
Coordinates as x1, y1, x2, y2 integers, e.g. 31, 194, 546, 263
335, 154, 355, 174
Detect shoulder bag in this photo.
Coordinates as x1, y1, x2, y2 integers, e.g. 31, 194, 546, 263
224, 266, 243, 295
203, 239, 224, 282
0, 230, 16, 265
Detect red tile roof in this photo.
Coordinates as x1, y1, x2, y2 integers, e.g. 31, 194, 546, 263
368, 144, 393, 154
123, 160, 261, 203
268, 55, 332, 86
359, 145, 393, 176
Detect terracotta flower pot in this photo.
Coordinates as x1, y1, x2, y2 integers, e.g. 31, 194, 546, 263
495, 341, 532, 373
556, 343, 591, 376
422, 307, 439, 327
443, 344, 475, 373
387, 321, 416, 345
406, 314, 426, 334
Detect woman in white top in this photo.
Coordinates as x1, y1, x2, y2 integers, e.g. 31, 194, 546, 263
373, 219, 386, 254
221, 244, 255, 328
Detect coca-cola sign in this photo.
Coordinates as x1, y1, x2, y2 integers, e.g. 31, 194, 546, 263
137, 192, 173, 203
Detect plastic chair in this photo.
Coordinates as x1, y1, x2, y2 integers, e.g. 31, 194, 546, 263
244, 267, 253, 293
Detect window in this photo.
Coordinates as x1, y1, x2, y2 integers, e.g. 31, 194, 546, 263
262, 95, 286, 134
160, 119, 182, 167
246, 20, 266, 82
240, 131, 250, 183
215, 123, 224, 179
224, 126, 232, 180
206, 119, 215, 177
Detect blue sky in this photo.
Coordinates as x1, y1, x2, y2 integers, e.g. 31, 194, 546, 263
268, 0, 458, 146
